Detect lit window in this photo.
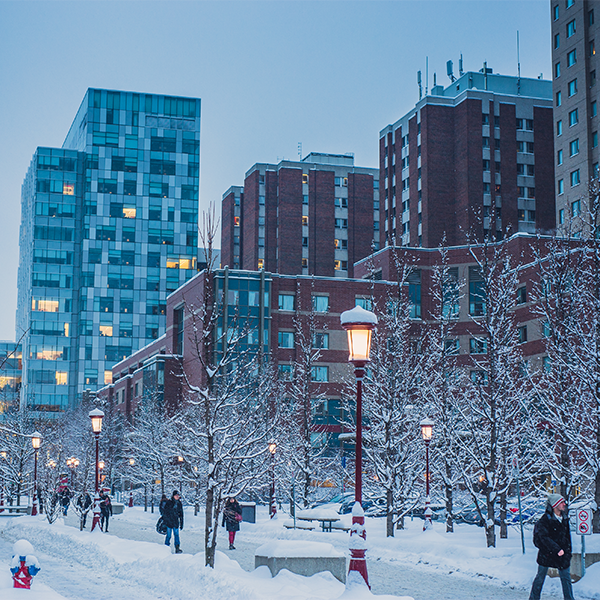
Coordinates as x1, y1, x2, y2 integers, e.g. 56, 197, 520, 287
234, 216, 240, 226
36, 349, 63, 360
334, 238, 341, 249
179, 257, 194, 270
301, 258, 308, 268
258, 259, 264, 269
302, 215, 308, 226
55, 371, 68, 385
34, 299, 59, 312
122, 206, 136, 218
166, 257, 179, 269
104, 371, 112, 385
334, 260, 342, 270
302, 173, 309, 184
64, 323, 69, 337
99, 325, 113, 337
63, 183, 74, 195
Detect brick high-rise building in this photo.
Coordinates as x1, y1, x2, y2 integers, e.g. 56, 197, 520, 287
221, 153, 379, 278
380, 69, 555, 248
551, 0, 599, 230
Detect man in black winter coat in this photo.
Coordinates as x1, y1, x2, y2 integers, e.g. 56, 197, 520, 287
163, 490, 184, 553
529, 494, 574, 600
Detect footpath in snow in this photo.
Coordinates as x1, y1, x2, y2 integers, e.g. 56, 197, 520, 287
0, 504, 599, 600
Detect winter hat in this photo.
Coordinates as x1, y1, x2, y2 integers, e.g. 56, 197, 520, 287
172, 490, 180, 497
547, 493, 566, 509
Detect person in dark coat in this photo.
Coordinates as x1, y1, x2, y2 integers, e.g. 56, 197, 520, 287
77, 492, 92, 529
529, 494, 574, 600
163, 490, 184, 553
222, 497, 242, 550
60, 487, 72, 516
99, 491, 113, 533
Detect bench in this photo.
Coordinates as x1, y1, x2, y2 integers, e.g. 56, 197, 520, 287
295, 508, 342, 533
0, 505, 30, 515
283, 519, 315, 530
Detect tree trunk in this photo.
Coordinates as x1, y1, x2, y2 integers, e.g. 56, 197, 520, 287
386, 489, 394, 537
396, 514, 404, 530
499, 491, 507, 539
205, 484, 215, 567
593, 469, 600, 533
486, 497, 496, 548
445, 461, 453, 533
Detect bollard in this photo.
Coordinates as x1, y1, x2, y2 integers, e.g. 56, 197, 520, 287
10, 540, 40, 589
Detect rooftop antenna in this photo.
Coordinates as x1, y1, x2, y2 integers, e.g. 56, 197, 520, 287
459, 53, 464, 76
425, 56, 429, 96
447, 60, 456, 83
298, 142, 302, 160
433, 72, 437, 87
517, 30, 521, 95
417, 70, 422, 100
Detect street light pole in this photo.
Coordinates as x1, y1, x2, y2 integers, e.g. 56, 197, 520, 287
31, 432, 42, 517
268, 443, 277, 519
0, 448, 8, 513
129, 458, 135, 507
341, 305, 377, 589
89, 408, 104, 532
420, 418, 434, 531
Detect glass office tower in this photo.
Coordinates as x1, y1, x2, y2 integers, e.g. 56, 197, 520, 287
17, 89, 200, 415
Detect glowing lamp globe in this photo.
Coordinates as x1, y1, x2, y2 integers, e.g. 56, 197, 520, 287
89, 408, 105, 434
420, 418, 434, 442
340, 305, 378, 364
31, 431, 42, 450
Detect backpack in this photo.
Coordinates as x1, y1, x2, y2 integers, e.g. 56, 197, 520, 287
156, 516, 167, 535
533, 518, 542, 548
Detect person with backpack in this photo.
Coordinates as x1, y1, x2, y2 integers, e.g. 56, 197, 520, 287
529, 493, 574, 600
163, 490, 184, 553
99, 490, 113, 533
222, 497, 242, 550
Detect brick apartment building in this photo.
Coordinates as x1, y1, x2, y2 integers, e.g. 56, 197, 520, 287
380, 69, 555, 248
99, 233, 555, 451
551, 0, 600, 230
221, 153, 379, 278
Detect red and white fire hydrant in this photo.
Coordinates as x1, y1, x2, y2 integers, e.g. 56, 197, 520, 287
10, 539, 40, 589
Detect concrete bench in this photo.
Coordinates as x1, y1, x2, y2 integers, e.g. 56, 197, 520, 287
255, 540, 346, 583
549, 552, 600, 582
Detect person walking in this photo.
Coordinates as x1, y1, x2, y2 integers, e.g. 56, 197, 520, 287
159, 493, 168, 516
99, 490, 113, 533
163, 490, 184, 553
222, 497, 242, 550
60, 487, 72, 516
529, 493, 574, 600
77, 492, 92, 529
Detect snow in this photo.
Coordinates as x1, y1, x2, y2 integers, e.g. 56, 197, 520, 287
256, 540, 344, 558
340, 306, 378, 326
1, 505, 599, 600
295, 508, 340, 521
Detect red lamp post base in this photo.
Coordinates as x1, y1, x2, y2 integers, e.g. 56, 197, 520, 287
31, 493, 38, 517
129, 491, 133, 508
91, 493, 101, 531
348, 504, 369, 588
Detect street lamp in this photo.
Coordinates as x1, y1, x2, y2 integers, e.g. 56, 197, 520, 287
176, 455, 184, 494
128, 458, 135, 507
31, 432, 42, 516
0, 448, 8, 513
66, 457, 80, 487
340, 305, 377, 588
89, 408, 104, 531
268, 442, 277, 519
420, 418, 434, 531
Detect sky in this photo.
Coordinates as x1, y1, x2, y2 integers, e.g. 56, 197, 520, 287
0, 0, 552, 341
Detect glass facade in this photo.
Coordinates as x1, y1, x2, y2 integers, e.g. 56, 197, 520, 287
17, 89, 200, 415
0, 342, 22, 414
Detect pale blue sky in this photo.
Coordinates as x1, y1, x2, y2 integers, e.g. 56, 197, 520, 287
0, 0, 551, 340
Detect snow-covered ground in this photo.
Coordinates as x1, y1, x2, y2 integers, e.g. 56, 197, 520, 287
0, 505, 599, 600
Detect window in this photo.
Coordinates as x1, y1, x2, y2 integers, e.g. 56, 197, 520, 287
302, 215, 308, 226
516, 286, 527, 305
559, 209, 565, 224
278, 364, 293, 381
278, 294, 294, 311
517, 325, 528, 344
408, 270, 421, 318
173, 306, 184, 355
334, 260, 348, 271
569, 108, 579, 126
470, 370, 488, 385
302, 173, 309, 184
355, 297, 373, 310
592, 101, 598, 117
469, 338, 488, 354
590, 8, 595, 25
591, 70, 597, 86
566, 0, 574, 8
572, 199, 581, 216
334, 218, 348, 229
567, 19, 576, 38
570, 139, 580, 156
482, 137, 490, 148
558, 149, 563, 165
55, 371, 68, 385
555, 62, 561, 78
570, 169, 580, 186
99, 325, 113, 337
278, 331, 295, 348
483, 159, 490, 171
302, 237, 308, 247
557, 120, 563, 136
554, 33, 560, 49
593, 131, 598, 148
568, 79, 577, 96
554, 4, 559, 20
567, 49, 577, 67
312, 295, 329, 313
311, 366, 328, 382
312, 332, 329, 349
558, 179, 565, 194
591, 40, 596, 56
444, 339, 460, 355
556, 91, 562, 107
482, 113, 490, 125
469, 267, 486, 316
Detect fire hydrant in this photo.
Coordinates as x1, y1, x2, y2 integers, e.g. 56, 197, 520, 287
10, 539, 40, 589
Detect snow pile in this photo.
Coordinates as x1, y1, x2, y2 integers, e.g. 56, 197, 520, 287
1, 516, 412, 600
256, 540, 344, 558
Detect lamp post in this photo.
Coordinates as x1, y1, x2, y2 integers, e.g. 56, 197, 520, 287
1, 448, 8, 513
66, 457, 80, 488
89, 408, 104, 531
128, 458, 135, 507
176, 455, 184, 494
340, 305, 377, 588
420, 418, 434, 531
268, 442, 277, 518
31, 432, 42, 516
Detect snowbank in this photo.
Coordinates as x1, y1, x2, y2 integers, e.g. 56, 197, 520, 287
256, 540, 344, 558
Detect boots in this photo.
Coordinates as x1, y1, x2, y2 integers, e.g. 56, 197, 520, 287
175, 545, 183, 554
229, 543, 235, 550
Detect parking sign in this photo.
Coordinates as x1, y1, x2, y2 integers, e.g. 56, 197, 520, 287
576, 509, 593, 535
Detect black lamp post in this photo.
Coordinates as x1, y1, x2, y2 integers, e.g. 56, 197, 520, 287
31, 432, 42, 516
0, 448, 7, 513
89, 408, 104, 531
340, 305, 377, 588
420, 418, 434, 531
268, 442, 277, 518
